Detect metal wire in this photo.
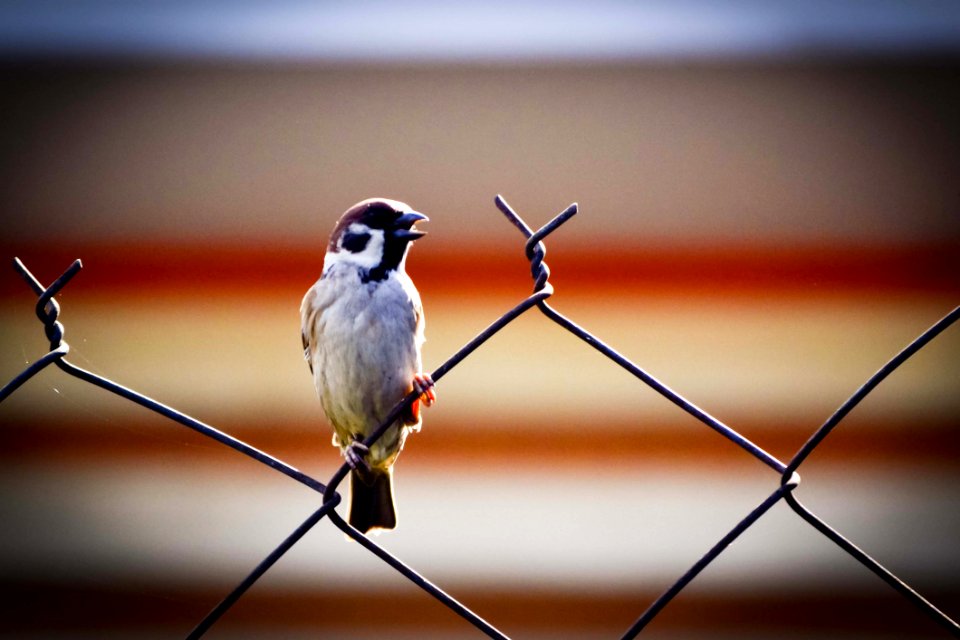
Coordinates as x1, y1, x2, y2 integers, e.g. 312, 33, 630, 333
2, 195, 958, 639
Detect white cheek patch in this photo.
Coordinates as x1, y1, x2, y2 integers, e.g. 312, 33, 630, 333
323, 224, 385, 274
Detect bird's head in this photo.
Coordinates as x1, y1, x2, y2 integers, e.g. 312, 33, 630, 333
323, 198, 428, 281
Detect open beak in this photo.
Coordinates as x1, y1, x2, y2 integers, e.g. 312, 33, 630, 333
393, 211, 429, 241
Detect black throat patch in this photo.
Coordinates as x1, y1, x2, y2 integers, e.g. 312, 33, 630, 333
365, 238, 409, 282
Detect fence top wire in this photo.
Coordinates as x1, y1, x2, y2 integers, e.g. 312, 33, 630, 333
5, 256, 329, 494
3, 194, 958, 639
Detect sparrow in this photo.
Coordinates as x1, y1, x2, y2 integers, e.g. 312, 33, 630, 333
300, 198, 435, 534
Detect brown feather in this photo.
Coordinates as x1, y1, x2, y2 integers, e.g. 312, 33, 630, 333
349, 467, 396, 533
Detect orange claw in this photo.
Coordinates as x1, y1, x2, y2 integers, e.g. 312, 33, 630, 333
404, 373, 435, 425
404, 373, 437, 424
413, 372, 436, 407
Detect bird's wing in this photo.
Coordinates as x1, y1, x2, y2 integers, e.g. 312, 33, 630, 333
300, 282, 327, 375
301, 329, 312, 374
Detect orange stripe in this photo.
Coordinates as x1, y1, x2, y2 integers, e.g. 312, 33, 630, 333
3, 240, 957, 297
4, 417, 957, 468
2, 580, 954, 634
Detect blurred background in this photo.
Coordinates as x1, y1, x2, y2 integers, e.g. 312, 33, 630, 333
1, 1, 959, 638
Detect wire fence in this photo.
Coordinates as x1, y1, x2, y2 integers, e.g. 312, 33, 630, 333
2, 194, 958, 638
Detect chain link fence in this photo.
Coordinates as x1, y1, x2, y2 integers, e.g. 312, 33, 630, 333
2, 195, 958, 638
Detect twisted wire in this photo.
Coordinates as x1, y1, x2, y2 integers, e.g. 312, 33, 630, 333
193, 199, 581, 639
2, 195, 957, 639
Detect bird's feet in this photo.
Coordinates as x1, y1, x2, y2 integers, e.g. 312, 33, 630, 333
343, 434, 371, 474
413, 372, 436, 407
405, 373, 436, 425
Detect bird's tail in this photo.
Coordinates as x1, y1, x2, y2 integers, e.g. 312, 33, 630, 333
349, 467, 397, 533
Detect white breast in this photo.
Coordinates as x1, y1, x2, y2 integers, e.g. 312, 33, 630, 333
301, 264, 424, 467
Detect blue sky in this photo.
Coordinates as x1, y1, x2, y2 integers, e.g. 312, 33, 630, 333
1, 0, 959, 61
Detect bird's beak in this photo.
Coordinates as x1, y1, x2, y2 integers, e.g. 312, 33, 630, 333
393, 211, 429, 241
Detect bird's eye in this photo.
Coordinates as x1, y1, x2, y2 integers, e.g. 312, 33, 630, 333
341, 231, 371, 253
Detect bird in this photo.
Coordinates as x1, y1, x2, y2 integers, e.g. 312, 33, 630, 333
300, 198, 435, 534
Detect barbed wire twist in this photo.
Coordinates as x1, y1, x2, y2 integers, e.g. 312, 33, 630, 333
2, 195, 958, 638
